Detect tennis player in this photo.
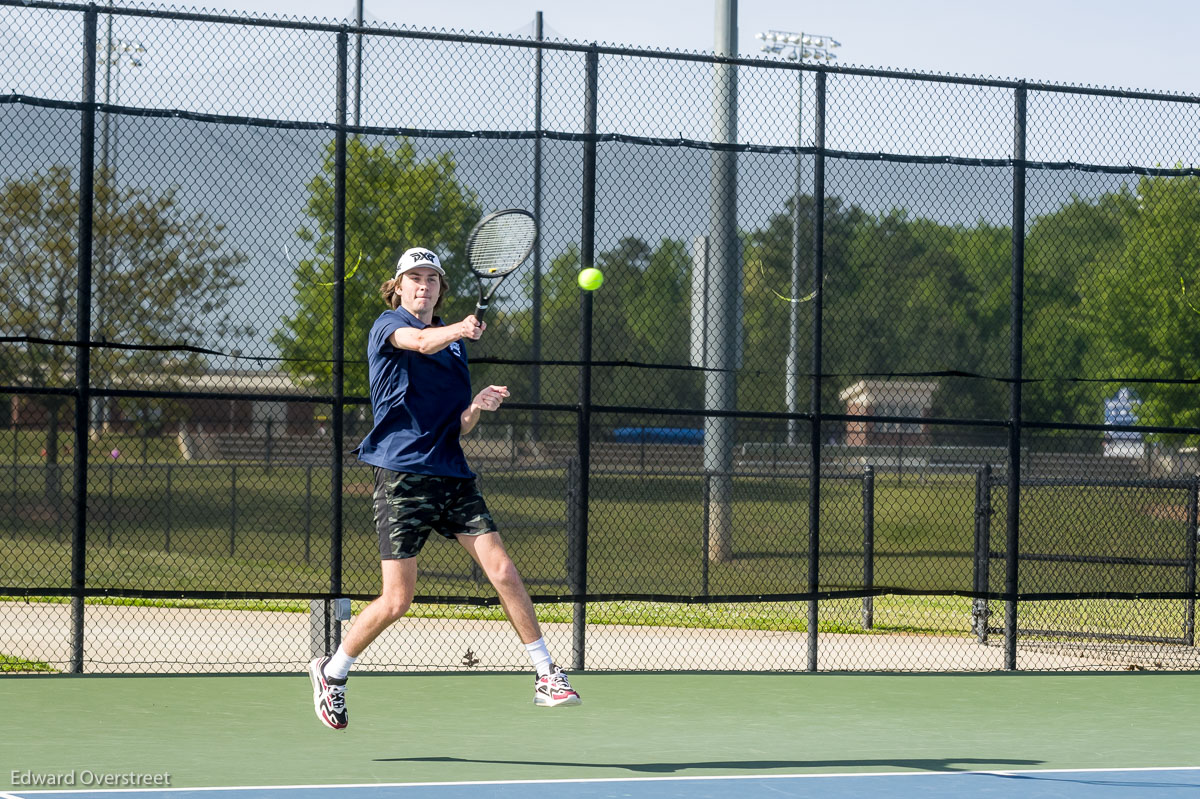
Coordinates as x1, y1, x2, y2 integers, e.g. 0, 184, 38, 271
307, 247, 581, 731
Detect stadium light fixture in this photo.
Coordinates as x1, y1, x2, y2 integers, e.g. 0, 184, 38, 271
757, 29, 840, 63
96, 31, 146, 180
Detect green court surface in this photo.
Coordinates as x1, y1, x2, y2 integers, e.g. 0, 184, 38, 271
4, 672, 1197, 790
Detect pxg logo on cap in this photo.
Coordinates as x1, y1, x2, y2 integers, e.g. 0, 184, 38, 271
395, 247, 445, 278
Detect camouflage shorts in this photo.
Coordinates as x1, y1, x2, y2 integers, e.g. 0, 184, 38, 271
372, 468, 497, 560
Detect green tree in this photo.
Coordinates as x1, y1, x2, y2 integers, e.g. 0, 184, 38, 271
1090, 174, 1200, 442
532, 243, 583, 419
1023, 190, 1135, 435
589, 236, 696, 411
935, 220, 1011, 427
742, 194, 866, 420
745, 200, 1012, 441
631, 237, 699, 410
274, 138, 481, 419
0, 165, 248, 509
523, 236, 696, 438
823, 208, 994, 431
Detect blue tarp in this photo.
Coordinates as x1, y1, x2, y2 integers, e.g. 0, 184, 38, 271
611, 426, 703, 445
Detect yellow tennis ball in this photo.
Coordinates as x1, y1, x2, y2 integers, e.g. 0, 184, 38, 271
578, 267, 604, 291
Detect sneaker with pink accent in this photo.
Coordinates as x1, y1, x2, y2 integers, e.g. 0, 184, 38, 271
534, 664, 582, 707
308, 656, 348, 730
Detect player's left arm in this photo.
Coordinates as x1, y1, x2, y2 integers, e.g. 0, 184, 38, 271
460, 385, 510, 436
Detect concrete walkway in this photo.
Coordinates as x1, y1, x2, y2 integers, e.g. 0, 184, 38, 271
6, 601, 1191, 674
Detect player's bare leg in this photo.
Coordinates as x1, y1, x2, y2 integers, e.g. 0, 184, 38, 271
341, 558, 418, 656
458, 531, 581, 706
457, 531, 540, 642
308, 558, 417, 730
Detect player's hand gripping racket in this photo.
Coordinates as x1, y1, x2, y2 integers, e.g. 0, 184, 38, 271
466, 209, 538, 324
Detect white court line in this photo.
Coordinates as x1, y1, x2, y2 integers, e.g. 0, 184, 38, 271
8, 766, 1200, 794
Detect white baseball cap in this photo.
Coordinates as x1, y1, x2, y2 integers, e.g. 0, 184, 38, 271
395, 247, 445, 278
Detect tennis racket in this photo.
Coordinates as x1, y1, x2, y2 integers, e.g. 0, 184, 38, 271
465, 209, 538, 323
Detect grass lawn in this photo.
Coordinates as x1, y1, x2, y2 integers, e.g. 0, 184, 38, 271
0, 653, 56, 672
2, 455, 1195, 643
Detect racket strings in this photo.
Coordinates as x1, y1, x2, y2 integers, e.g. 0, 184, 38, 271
468, 215, 536, 277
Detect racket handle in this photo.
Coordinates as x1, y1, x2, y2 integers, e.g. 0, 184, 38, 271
474, 302, 488, 324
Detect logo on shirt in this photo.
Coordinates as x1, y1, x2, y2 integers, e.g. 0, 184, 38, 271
449, 341, 463, 359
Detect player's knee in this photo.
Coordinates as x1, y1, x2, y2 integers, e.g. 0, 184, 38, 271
377, 593, 411, 621
382, 599, 410, 622
485, 557, 522, 590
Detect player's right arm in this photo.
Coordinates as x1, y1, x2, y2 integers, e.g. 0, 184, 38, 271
389, 316, 483, 354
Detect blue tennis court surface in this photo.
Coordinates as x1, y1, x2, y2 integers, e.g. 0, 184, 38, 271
6, 768, 1200, 799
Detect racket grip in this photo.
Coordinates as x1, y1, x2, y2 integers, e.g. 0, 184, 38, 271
474, 302, 488, 324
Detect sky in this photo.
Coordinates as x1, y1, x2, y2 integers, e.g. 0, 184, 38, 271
185, 0, 1200, 96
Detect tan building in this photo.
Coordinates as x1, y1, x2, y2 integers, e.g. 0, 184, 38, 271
838, 380, 938, 447
8, 369, 319, 437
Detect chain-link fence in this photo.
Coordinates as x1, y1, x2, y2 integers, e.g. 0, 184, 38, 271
3, 1, 1200, 674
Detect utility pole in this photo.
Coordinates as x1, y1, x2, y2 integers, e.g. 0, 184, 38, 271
704, 0, 740, 562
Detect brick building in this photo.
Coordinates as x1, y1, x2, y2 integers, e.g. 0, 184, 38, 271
838, 379, 938, 447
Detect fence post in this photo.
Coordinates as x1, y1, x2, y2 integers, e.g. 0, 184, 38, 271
1185, 474, 1198, 646
805, 68, 827, 672
530, 11, 545, 442
566, 457, 585, 666
304, 464, 312, 566
567, 44, 598, 673
973, 464, 992, 643
861, 465, 874, 630
328, 28, 350, 654
106, 459, 114, 545
1004, 81, 1028, 671
164, 463, 172, 553
229, 463, 237, 556
265, 418, 274, 470
70, 5, 100, 675
702, 472, 711, 597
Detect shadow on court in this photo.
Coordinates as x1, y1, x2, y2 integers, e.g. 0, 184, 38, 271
373, 756, 1045, 773
992, 773, 1200, 790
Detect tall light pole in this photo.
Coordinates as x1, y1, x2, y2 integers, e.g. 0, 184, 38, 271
353, 0, 364, 126
99, 16, 144, 186
704, 0, 739, 563
95, 9, 144, 433
755, 29, 840, 447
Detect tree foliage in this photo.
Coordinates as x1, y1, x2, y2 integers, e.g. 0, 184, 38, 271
0, 165, 248, 503
1, 166, 248, 391
1090, 175, 1200, 440
274, 137, 480, 401
276, 136, 1200, 449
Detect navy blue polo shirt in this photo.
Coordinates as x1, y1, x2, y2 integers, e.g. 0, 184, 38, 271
354, 307, 474, 478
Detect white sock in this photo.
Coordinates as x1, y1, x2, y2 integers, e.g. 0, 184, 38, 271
324, 646, 357, 680
523, 637, 553, 677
